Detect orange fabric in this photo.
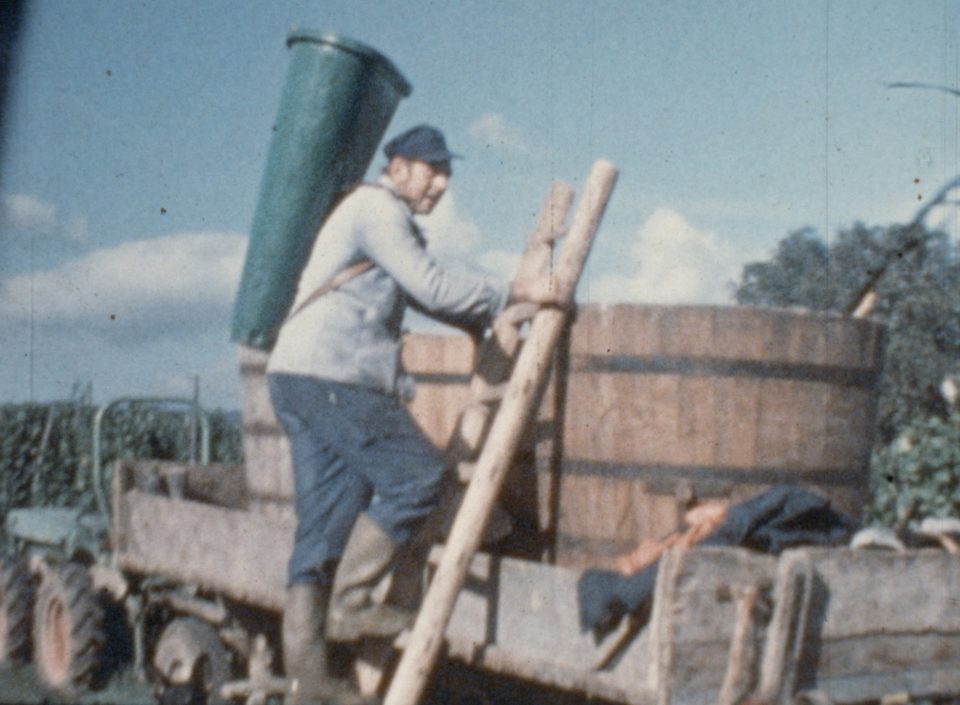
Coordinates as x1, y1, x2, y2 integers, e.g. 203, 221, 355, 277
614, 500, 730, 576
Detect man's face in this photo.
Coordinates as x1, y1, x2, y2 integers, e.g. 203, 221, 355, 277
390, 158, 450, 215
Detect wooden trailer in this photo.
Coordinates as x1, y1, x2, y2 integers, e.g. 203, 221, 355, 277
106, 303, 960, 705
112, 457, 960, 705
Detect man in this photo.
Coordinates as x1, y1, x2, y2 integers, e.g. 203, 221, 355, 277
267, 124, 556, 703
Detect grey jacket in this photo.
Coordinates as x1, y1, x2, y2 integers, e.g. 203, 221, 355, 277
267, 175, 509, 395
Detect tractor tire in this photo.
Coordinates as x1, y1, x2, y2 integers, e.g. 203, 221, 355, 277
0, 555, 33, 664
32, 561, 105, 693
153, 617, 233, 705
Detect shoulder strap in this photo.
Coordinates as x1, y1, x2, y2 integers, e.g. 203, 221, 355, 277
286, 259, 374, 323
284, 181, 394, 324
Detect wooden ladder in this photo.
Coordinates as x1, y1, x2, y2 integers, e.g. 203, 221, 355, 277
376, 160, 618, 705
446, 179, 573, 491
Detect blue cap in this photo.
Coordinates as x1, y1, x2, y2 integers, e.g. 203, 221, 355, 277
383, 124, 461, 165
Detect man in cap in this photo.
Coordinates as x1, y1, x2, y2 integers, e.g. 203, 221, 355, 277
266, 125, 557, 703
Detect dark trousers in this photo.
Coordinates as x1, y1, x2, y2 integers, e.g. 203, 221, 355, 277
268, 373, 446, 586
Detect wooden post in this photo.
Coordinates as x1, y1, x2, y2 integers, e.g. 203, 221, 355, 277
382, 160, 618, 705
756, 550, 815, 703
447, 180, 575, 461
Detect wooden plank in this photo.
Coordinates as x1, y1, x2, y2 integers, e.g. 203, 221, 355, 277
716, 583, 765, 705
663, 549, 776, 644
115, 475, 664, 705
650, 548, 777, 702
756, 548, 815, 703
114, 489, 292, 610
658, 307, 717, 360
402, 333, 476, 447
676, 375, 718, 467
823, 385, 877, 469
816, 634, 960, 680
803, 548, 960, 636
383, 160, 618, 705
439, 553, 649, 675
447, 643, 657, 705
713, 377, 760, 469
768, 547, 960, 703
432, 549, 662, 704
242, 431, 293, 499
514, 181, 575, 280
401, 333, 475, 376
809, 668, 960, 705
546, 473, 682, 569
649, 546, 686, 705
247, 497, 296, 523
119, 473, 960, 705
112, 459, 249, 509
780, 310, 828, 366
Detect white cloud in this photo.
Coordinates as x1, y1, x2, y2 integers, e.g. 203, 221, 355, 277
468, 113, 532, 155
416, 191, 526, 283
142, 335, 243, 409
1, 193, 88, 241
0, 230, 247, 332
3, 194, 57, 231
586, 207, 741, 305
0, 230, 248, 407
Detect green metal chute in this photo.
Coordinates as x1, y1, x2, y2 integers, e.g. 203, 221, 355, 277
231, 30, 412, 350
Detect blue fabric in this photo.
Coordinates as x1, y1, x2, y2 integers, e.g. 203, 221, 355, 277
383, 124, 461, 163
577, 485, 857, 637
269, 373, 446, 586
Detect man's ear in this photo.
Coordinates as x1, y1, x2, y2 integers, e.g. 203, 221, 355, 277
388, 157, 410, 185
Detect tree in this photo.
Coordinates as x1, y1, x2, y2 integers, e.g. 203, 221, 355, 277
734, 221, 960, 442
736, 228, 838, 310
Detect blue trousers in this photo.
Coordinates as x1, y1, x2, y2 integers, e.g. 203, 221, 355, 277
268, 373, 446, 586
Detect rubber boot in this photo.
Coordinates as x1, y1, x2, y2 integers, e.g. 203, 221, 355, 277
326, 514, 416, 642
282, 583, 368, 705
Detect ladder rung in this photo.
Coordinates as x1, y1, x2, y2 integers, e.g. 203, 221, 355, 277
498, 302, 539, 326
219, 677, 291, 699
543, 224, 567, 242
393, 629, 411, 649
472, 382, 507, 404
485, 327, 521, 361
455, 461, 475, 482
455, 406, 489, 453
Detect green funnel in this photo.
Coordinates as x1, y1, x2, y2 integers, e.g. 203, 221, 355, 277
231, 30, 412, 350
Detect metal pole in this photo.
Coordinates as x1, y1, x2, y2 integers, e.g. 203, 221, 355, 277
189, 375, 199, 464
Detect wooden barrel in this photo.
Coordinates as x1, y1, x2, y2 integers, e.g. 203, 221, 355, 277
400, 304, 884, 569
240, 304, 885, 571
400, 334, 476, 448
541, 303, 884, 569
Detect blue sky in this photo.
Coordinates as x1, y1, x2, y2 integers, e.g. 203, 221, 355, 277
1, 1, 958, 409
